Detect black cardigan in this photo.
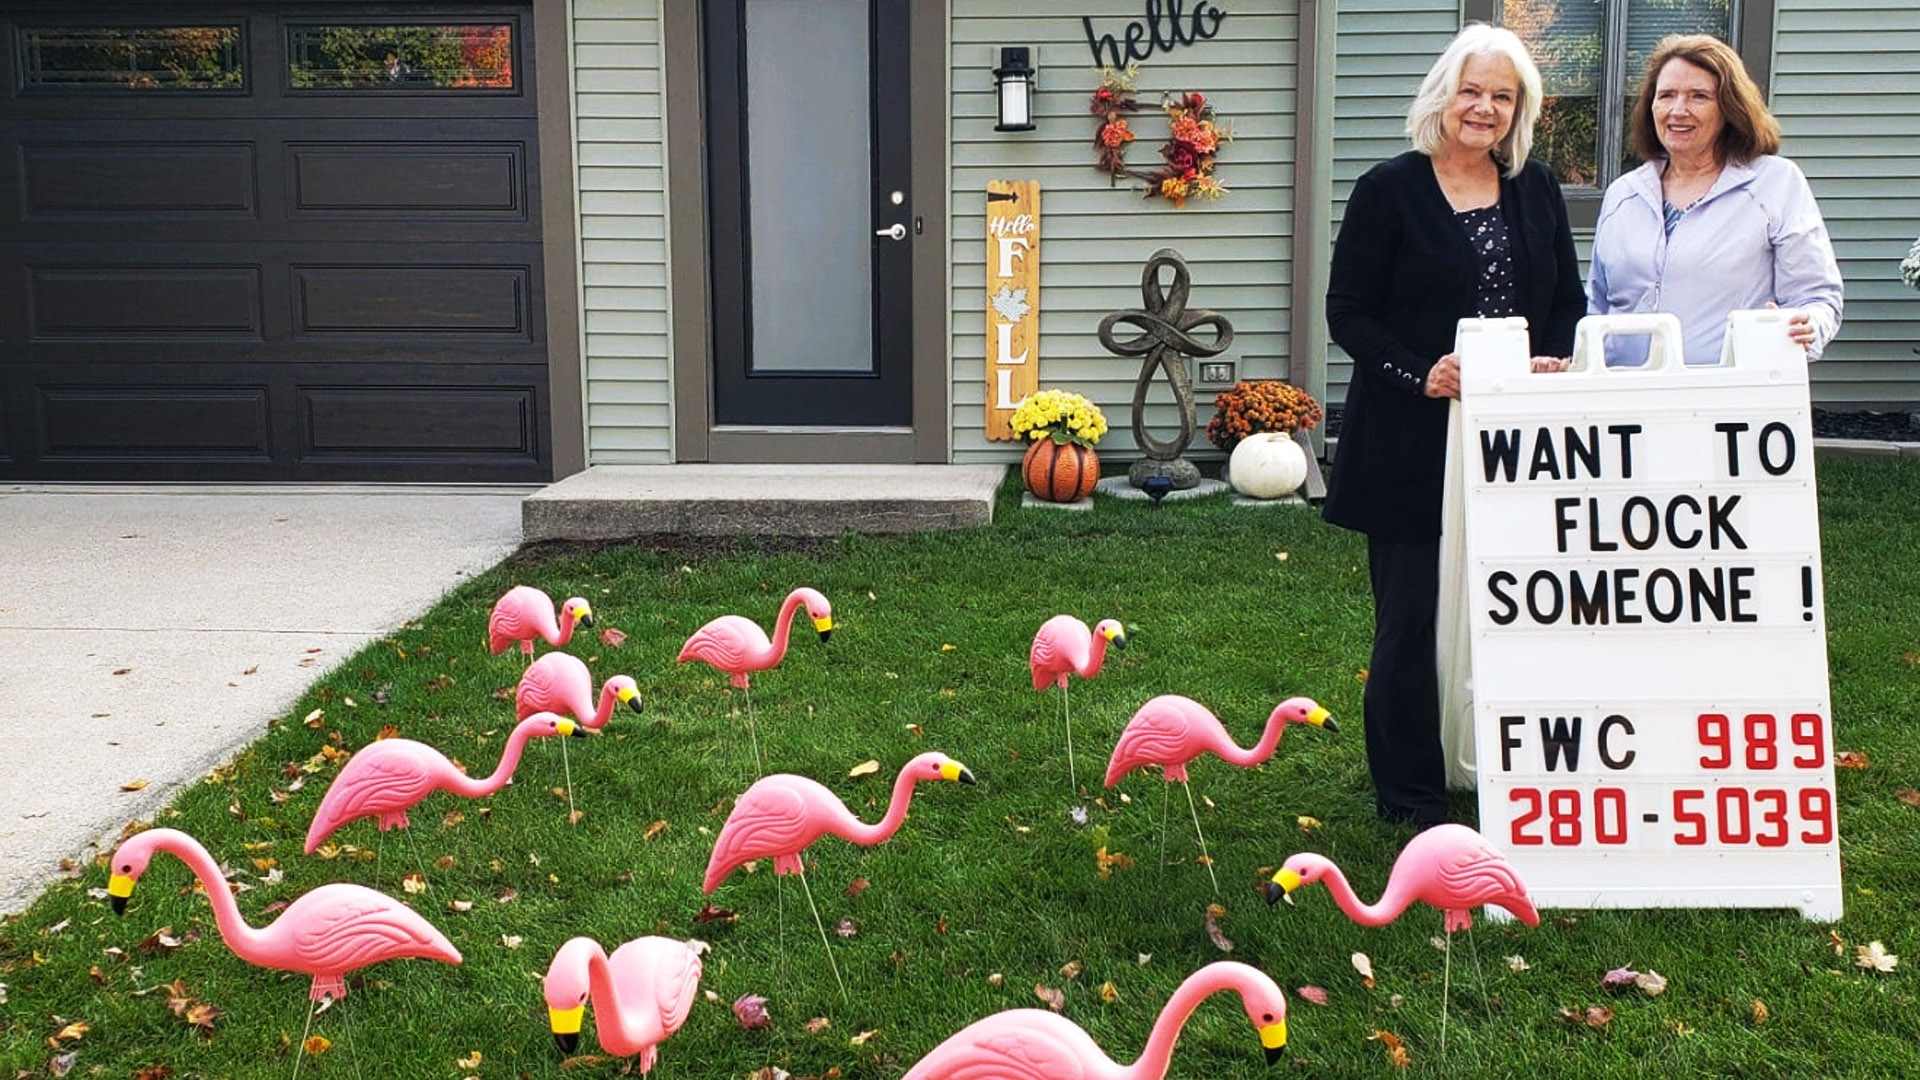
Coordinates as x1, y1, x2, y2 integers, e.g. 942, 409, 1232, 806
1322, 151, 1584, 540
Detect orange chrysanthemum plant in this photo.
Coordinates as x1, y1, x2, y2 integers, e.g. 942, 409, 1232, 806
1205, 380, 1322, 452
1089, 64, 1140, 183
1142, 91, 1231, 208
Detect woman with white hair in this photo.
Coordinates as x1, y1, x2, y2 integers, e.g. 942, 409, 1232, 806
1321, 23, 1583, 829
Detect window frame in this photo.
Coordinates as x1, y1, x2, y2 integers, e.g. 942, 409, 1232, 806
1463, 0, 1775, 228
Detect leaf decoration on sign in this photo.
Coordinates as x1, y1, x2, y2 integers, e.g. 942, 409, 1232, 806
990, 286, 1031, 323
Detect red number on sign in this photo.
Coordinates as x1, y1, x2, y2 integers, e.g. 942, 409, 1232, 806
1753, 789, 1790, 847
1800, 788, 1835, 844
1743, 714, 1778, 769
1697, 713, 1732, 768
1716, 787, 1752, 844
1548, 790, 1582, 845
1673, 789, 1707, 845
1509, 787, 1543, 846
1595, 787, 1628, 845
1790, 713, 1826, 768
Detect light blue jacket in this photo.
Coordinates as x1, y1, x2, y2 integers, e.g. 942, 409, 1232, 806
1587, 155, 1844, 365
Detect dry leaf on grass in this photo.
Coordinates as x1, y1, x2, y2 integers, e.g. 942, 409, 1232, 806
1352, 952, 1375, 988
1368, 1029, 1411, 1068
1559, 1005, 1613, 1028
121, 779, 149, 792
835, 917, 858, 938
1297, 815, 1321, 834
500, 935, 524, 949
1507, 955, 1531, 973
1098, 981, 1119, 1004
1297, 985, 1329, 1005
734, 994, 771, 1030
845, 877, 870, 898
848, 760, 881, 778
1095, 846, 1134, 881
1203, 904, 1234, 952
1034, 984, 1065, 1011
402, 873, 428, 894
48, 1051, 77, 1077
598, 627, 628, 647
456, 1050, 482, 1069
693, 903, 738, 924
1059, 961, 1083, 979
1752, 999, 1770, 1024
1858, 941, 1899, 972
805, 1017, 831, 1035
850, 1029, 880, 1045
1897, 787, 1920, 807
185, 1002, 221, 1035
304, 1035, 331, 1054
1836, 750, 1869, 769
50, 1019, 89, 1044
643, 819, 671, 841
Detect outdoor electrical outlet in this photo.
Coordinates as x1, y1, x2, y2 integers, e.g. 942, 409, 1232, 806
1199, 361, 1235, 384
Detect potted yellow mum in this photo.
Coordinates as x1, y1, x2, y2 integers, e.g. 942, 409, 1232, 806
1009, 389, 1108, 502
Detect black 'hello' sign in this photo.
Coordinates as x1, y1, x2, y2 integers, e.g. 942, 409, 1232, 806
1083, 1, 1229, 67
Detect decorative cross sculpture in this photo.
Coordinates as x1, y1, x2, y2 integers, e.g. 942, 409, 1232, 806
1095, 248, 1234, 490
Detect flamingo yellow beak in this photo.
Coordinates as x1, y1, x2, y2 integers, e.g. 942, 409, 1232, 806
555, 719, 584, 739
1260, 1019, 1288, 1062
619, 687, 644, 713
1265, 868, 1301, 906
108, 873, 133, 914
550, 1004, 584, 1052
813, 614, 833, 642
1106, 627, 1128, 650
940, 759, 978, 785
1308, 705, 1338, 732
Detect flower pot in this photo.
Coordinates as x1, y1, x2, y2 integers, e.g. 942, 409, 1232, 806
1022, 439, 1100, 503
1227, 431, 1308, 499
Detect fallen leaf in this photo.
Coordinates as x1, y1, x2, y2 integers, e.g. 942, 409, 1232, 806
1830, 930, 1846, 955
644, 820, 671, 841
693, 903, 738, 924
1069, 805, 1089, 826
501, 935, 524, 949
138, 927, 184, 953
1752, 999, 1770, 1025
165, 980, 194, 1015
304, 709, 324, 727
120, 778, 149, 792
987, 972, 1004, 987
1507, 955, 1531, 973
1368, 1029, 1411, 1068
940, 643, 956, 652
1297, 985, 1329, 1005
845, 877, 869, 898
563, 1055, 611, 1069
848, 759, 881, 778
1137, 953, 1152, 966
850, 1029, 880, 1045
51, 1020, 88, 1043
1898, 787, 1920, 807
835, 917, 858, 938
805, 1017, 831, 1035
304, 1035, 331, 1054
1636, 970, 1668, 996
402, 873, 427, 894
132, 1067, 172, 1080
497, 888, 518, 903
1602, 966, 1640, 991
1059, 960, 1083, 979
569, 809, 585, 825
113, 668, 133, 676
936, 913, 949, 935
1203, 904, 1234, 952
1352, 952, 1376, 988
185, 1001, 221, 1034
747, 1070, 789, 1080
456, 1050, 482, 1069
598, 628, 628, 647
48, 1052, 77, 1077
1094, 846, 1133, 881
375, 725, 399, 741
43, 919, 70, 936
1858, 940, 1899, 972
1097, 981, 1119, 1004
1836, 750, 1869, 769
733, 993, 771, 1030
1297, 815, 1321, 834
1034, 984, 1065, 1012
1275, 551, 1290, 561
447, 899, 473, 913
1559, 1004, 1613, 1028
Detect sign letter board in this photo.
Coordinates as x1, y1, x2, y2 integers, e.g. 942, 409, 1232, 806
1456, 312, 1841, 919
985, 180, 1040, 440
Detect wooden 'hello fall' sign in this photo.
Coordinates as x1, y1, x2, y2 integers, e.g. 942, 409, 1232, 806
985, 180, 1039, 441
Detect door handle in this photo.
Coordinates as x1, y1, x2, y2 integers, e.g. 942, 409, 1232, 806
874, 222, 907, 241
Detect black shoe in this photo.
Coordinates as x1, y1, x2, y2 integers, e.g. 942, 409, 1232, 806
1377, 804, 1448, 830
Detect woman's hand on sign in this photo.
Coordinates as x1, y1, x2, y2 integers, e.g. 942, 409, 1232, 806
1425, 353, 1461, 400
1765, 301, 1816, 351
1529, 356, 1573, 373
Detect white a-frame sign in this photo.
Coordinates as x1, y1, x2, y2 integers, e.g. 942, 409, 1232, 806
1447, 312, 1841, 919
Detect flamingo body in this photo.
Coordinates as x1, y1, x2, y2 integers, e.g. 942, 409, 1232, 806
1270, 823, 1540, 931
678, 586, 833, 690
899, 961, 1288, 1080
1029, 616, 1125, 692
516, 651, 643, 728
489, 585, 593, 656
305, 713, 582, 853
1105, 695, 1335, 785
543, 936, 702, 1069
703, 751, 974, 893
107, 828, 460, 1001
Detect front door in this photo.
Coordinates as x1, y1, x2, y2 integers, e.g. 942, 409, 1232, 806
702, 0, 911, 426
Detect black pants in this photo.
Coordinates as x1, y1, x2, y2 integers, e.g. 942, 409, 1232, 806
1363, 534, 1448, 824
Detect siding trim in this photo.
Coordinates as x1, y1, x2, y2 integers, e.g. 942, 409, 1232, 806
538, 0, 585, 477
664, 0, 709, 461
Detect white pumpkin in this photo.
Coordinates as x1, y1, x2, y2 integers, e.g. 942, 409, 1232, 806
1228, 432, 1308, 498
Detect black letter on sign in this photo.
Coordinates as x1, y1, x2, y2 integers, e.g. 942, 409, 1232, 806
1759, 421, 1796, 476
1716, 421, 1750, 476
1487, 571, 1518, 625
1481, 428, 1523, 482
1083, 17, 1124, 66
1539, 716, 1583, 771
1597, 714, 1636, 769
1500, 715, 1525, 772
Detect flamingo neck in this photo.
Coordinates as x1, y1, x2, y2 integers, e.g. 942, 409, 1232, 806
554, 608, 578, 646
1080, 632, 1109, 679
1128, 964, 1260, 1080
451, 723, 539, 797
584, 947, 658, 1051
155, 834, 264, 965
769, 590, 805, 660
1220, 705, 1293, 767
843, 766, 922, 846
1311, 858, 1409, 927
593, 683, 620, 727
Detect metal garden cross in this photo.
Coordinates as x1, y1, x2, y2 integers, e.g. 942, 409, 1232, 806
1096, 248, 1234, 490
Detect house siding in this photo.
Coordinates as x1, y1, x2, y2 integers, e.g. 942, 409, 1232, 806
1773, 0, 1920, 404
574, 0, 673, 462
949, 2, 1300, 464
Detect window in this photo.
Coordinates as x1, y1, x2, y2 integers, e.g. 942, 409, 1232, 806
1470, 1, 1757, 194
286, 23, 515, 91
19, 25, 243, 91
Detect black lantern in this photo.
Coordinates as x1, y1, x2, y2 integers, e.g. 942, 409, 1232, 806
993, 46, 1035, 132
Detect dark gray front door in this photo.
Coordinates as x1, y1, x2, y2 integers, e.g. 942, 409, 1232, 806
702, 0, 912, 426
0, 2, 548, 481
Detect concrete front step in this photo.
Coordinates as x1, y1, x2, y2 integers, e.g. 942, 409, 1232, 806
522, 464, 1009, 540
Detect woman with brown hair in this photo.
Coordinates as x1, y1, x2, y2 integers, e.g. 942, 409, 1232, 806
1588, 34, 1843, 366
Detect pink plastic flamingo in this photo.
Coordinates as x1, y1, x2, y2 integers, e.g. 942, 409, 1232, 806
517, 652, 643, 728
304, 713, 584, 855
1267, 823, 1538, 1050
1106, 694, 1336, 893
899, 960, 1288, 1080
704, 751, 974, 999
1028, 615, 1127, 795
108, 828, 460, 1070
489, 584, 593, 658
543, 936, 702, 1071
677, 586, 834, 772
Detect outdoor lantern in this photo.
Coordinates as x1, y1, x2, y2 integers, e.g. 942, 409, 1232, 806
993, 46, 1035, 132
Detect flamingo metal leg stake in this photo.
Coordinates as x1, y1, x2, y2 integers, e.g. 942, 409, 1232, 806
794, 867, 848, 1003
1060, 680, 1079, 797
1182, 781, 1219, 894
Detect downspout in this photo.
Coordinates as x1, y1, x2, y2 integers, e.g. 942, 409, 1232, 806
1292, 0, 1337, 458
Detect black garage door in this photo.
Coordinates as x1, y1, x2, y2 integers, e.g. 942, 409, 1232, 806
0, 3, 549, 482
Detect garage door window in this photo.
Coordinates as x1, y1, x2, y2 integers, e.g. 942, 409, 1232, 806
19, 25, 243, 92
286, 23, 514, 91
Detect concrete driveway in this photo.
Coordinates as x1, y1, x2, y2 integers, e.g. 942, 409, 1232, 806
0, 484, 526, 916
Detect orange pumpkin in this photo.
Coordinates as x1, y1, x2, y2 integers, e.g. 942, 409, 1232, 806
1022, 439, 1100, 503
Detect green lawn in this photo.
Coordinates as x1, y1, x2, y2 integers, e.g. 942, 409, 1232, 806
4, 457, 1917, 1079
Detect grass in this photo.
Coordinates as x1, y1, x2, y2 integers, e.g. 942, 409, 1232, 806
3, 457, 1918, 1079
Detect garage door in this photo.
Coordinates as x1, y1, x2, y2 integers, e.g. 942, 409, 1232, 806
0, 3, 549, 482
